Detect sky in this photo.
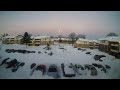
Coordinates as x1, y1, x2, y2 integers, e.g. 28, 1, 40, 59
0, 11, 120, 39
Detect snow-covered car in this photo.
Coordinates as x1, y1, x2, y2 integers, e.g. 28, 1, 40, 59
63, 64, 76, 77
59, 45, 64, 49
47, 64, 60, 79
36, 64, 46, 75
94, 55, 106, 60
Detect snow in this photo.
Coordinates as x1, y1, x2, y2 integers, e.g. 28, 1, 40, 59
0, 42, 120, 79
2, 36, 16, 39
53, 38, 71, 41
89, 40, 99, 43
33, 36, 50, 39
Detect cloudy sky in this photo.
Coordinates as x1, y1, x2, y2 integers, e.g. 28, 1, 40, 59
0, 11, 120, 39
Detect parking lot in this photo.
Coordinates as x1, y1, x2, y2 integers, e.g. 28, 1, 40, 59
0, 44, 120, 79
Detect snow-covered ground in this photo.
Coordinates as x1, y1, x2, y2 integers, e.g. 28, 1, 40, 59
0, 41, 120, 79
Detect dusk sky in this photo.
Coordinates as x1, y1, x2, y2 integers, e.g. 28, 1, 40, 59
0, 11, 120, 39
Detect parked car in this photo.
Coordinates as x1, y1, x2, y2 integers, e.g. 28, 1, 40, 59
47, 64, 60, 79
36, 64, 46, 75
94, 55, 106, 60
63, 64, 76, 77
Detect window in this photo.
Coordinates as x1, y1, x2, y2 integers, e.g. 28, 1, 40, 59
111, 46, 118, 50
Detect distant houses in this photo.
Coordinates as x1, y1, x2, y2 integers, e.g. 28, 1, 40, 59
2, 36, 17, 44
2, 35, 54, 46
28, 36, 54, 46
54, 37, 72, 44
74, 38, 99, 49
1, 34, 120, 58
74, 37, 120, 58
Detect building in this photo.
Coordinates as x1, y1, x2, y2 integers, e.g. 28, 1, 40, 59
2, 36, 17, 44
74, 38, 90, 48
28, 36, 54, 46
89, 40, 99, 49
108, 37, 120, 58
98, 36, 118, 53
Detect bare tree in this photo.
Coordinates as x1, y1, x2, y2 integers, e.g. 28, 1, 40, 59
68, 32, 76, 46
76, 34, 86, 40
106, 32, 118, 37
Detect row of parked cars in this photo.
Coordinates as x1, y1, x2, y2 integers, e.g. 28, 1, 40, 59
30, 63, 60, 79
30, 62, 111, 79
0, 57, 110, 79
5, 49, 36, 54
0, 57, 25, 72
5, 49, 54, 56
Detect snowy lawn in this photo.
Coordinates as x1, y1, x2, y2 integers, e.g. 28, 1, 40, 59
0, 43, 120, 79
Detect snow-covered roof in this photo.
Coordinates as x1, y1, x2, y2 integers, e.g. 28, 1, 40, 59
3, 36, 16, 39
76, 38, 89, 44
77, 38, 89, 42
98, 36, 118, 41
53, 38, 59, 40
89, 40, 99, 43
108, 37, 120, 42
53, 38, 72, 41
61, 38, 71, 40
16, 35, 23, 40
98, 36, 120, 43
33, 36, 50, 39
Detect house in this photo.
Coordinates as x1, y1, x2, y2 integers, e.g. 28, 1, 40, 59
98, 36, 118, 53
54, 37, 72, 44
2, 36, 17, 44
59, 38, 72, 44
89, 40, 99, 49
53, 38, 59, 44
28, 36, 54, 46
108, 37, 120, 58
74, 38, 90, 48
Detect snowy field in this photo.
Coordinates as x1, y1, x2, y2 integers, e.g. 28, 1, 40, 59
0, 41, 120, 79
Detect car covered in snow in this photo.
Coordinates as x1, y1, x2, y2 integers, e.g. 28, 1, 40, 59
47, 64, 60, 79
63, 63, 76, 77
